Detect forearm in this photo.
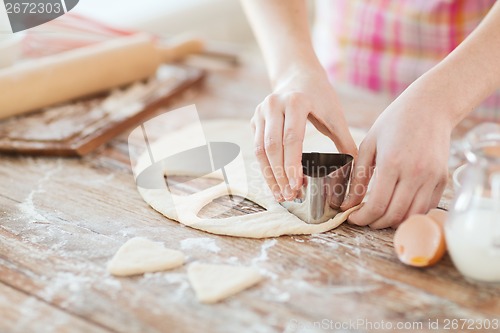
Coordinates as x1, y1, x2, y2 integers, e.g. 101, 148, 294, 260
419, 1, 500, 126
241, 0, 325, 87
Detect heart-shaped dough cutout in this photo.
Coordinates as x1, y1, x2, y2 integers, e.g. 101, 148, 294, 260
188, 263, 263, 303
107, 237, 185, 276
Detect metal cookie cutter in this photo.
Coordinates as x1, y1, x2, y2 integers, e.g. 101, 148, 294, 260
281, 152, 353, 224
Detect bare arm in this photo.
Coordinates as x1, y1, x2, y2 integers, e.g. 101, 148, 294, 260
241, 0, 323, 85
242, 0, 357, 202
422, 0, 500, 126
343, 2, 500, 229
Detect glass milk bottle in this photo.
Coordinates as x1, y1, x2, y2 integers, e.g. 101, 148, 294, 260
445, 123, 500, 283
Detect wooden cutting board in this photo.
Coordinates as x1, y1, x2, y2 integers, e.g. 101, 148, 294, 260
0, 65, 205, 157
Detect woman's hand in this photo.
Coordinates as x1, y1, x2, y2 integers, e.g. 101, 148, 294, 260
242, 0, 357, 202
339, 0, 500, 228
341, 80, 452, 229
251, 69, 358, 202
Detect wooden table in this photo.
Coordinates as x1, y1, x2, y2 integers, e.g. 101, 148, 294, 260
1, 49, 499, 333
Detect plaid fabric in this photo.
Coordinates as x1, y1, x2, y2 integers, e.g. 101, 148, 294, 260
313, 0, 499, 120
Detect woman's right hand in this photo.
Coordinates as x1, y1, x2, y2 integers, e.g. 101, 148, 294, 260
251, 69, 358, 202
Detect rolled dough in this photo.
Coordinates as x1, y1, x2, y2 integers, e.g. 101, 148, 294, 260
136, 119, 365, 238
107, 237, 185, 276
187, 263, 262, 303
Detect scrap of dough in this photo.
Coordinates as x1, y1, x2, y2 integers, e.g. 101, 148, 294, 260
107, 237, 185, 276
188, 263, 263, 303
136, 120, 365, 238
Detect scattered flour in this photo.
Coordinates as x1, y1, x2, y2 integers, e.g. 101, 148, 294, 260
251, 239, 278, 280
39, 271, 93, 307
226, 256, 239, 264
329, 284, 380, 294
18, 159, 64, 223
283, 278, 379, 296
15, 297, 71, 333
180, 237, 221, 253
142, 272, 190, 301
310, 237, 340, 250
103, 277, 122, 290
74, 173, 115, 187
251, 239, 277, 266
284, 279, 313, 291
266, 286, 291, 303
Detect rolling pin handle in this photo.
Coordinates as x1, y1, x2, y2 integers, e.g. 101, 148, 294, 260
156, 38, 205, 63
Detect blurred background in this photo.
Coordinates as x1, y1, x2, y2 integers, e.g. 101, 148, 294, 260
73, 0, 257, 44
72, 0, 315, 44
0, 0, 316, 68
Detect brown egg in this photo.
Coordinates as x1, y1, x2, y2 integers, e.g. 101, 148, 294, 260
483, 145, 500, 158
427, 208, 448, 228
393, 214, 446, 267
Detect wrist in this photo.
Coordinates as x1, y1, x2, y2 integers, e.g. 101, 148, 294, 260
268, 41, 327, 88
407, 71, 465, 131
271, 61, 328, 90
418, 47, 499, 128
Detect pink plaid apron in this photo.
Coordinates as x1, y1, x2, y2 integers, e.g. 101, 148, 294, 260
313, 0, 499, 120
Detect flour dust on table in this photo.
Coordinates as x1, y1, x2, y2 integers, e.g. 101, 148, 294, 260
135, 118, 365, 238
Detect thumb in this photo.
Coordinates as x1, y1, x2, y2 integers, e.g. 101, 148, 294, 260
341, 138, 375, 210
310, 114, 359, 158
327, 115, 358, 157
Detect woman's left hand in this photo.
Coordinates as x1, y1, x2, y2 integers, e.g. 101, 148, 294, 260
341, 80, 452, 229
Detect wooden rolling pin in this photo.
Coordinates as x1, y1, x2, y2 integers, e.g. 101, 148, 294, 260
0, 34, 204, 120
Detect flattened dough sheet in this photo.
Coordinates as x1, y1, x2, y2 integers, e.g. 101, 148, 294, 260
136, 120, 365, 238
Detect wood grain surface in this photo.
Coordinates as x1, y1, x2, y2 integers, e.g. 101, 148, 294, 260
0, 48, 499, 333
